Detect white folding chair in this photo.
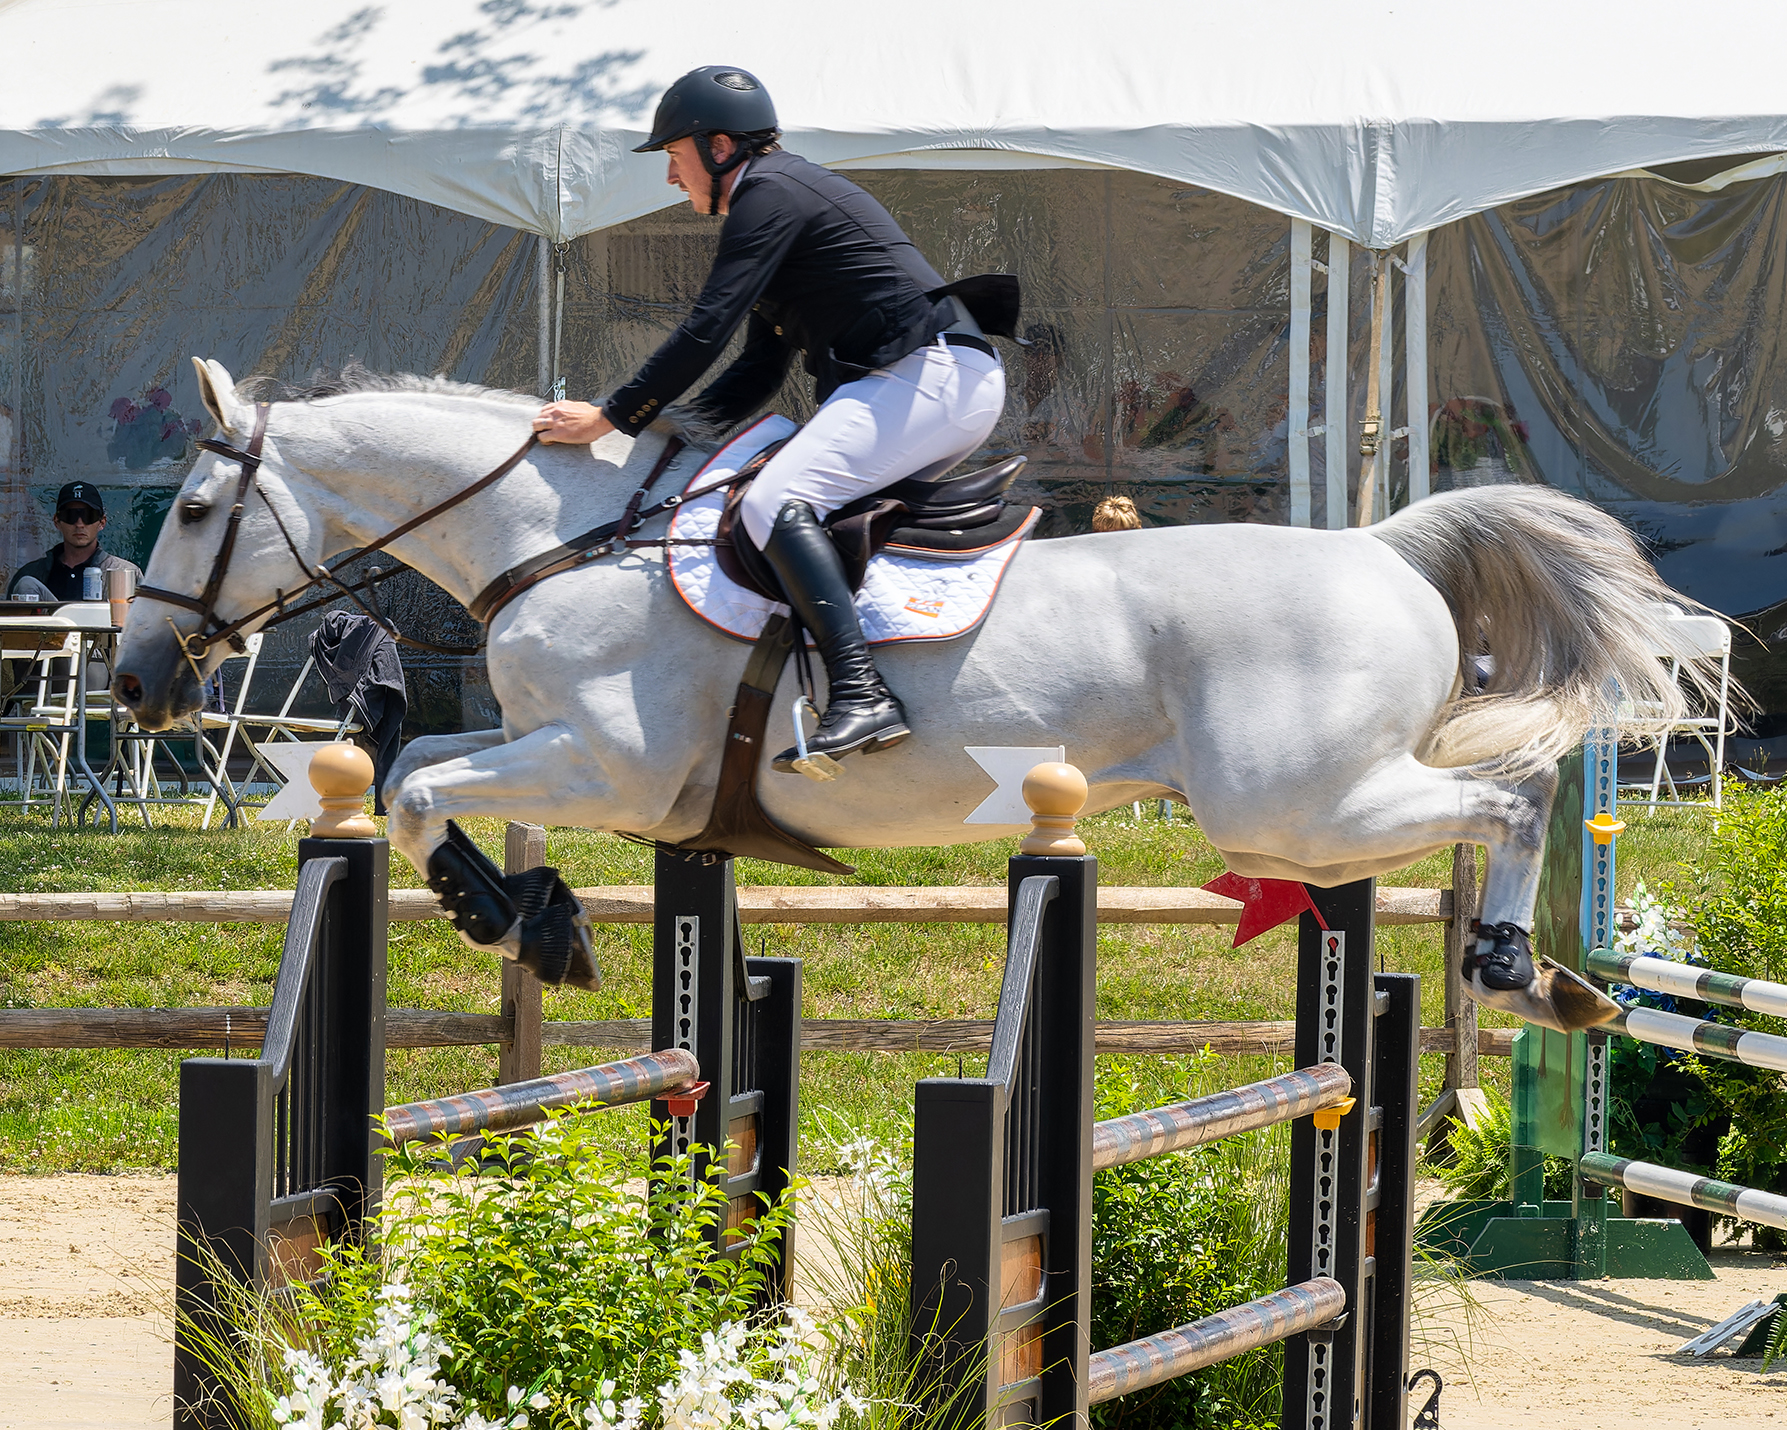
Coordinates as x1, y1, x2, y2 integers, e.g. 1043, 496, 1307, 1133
0, 632, 83, 818
199, 634, 360, 827
1617, 604, 1733, 814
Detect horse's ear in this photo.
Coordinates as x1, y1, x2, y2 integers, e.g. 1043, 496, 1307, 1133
192, 357, 248, 436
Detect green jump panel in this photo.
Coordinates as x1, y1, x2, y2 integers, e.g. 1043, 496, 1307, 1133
1417, 1198, 1715, 1280
1604, 1218, 1716, 1280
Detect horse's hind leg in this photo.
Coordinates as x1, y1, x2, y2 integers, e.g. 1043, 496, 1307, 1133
1214, 755, 1616, 1033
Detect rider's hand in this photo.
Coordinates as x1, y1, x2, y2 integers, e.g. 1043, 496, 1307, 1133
533, 401, 615, 445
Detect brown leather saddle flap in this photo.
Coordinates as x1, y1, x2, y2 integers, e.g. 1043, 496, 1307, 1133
673, 613, 855, 876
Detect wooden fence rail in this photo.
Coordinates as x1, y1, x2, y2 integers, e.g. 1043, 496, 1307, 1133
0, 1005, 1517, 1058
0, 884, 1453, 926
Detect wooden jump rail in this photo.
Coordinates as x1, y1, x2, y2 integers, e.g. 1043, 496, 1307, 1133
1083, 1067, 1359, 1404
0, 883, 1453, 924
1087, 1278, 1348, 1405
0, 1005, 1518, 1057
382, 1048, 699, 1147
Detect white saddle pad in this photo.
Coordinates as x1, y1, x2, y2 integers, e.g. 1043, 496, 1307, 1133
667, 415, 1038, 645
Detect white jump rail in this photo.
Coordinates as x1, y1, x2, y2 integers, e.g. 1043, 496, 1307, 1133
1588, 948, 1787, 1019
1580, 1153, 1787, 1233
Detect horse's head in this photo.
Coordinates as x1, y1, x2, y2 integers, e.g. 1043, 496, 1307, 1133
115, 357, 328, 729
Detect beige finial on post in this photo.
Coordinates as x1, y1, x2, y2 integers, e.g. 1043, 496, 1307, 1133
307, 742, 377, 838
1020, 761, 1089, 856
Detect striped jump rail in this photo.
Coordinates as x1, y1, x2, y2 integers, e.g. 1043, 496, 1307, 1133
1092, 1064, 1354, 1172
1580, 1153, 1787, 1233
1607, 1007, 1787, 1075
1087, 1278, 1347, 1405
1588, 949, 1787, 1019
383, 1048, 699, 1147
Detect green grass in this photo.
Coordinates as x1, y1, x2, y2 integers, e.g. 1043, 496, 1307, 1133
0, 800, 1720, 1173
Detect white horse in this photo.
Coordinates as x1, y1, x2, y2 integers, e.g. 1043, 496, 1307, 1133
117, 360, 1720, 1032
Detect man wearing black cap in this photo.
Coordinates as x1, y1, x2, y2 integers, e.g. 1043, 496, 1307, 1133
8, 482, 142, 601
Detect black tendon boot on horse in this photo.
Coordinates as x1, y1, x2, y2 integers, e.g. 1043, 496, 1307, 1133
426, 820, 600, 990
765, 501, 910, 773
1465, 919, 1618, 1033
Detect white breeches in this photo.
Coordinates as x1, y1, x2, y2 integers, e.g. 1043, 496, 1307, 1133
739, 338, 1006, 548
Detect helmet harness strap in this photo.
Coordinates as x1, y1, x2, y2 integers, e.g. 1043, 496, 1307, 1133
692, 131, 758, 215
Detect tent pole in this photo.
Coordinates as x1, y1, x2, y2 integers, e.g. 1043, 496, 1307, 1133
552, 244, 567, 402
1356, 252, 1389, 526
1404, 232, 1430, 504
1323, 236, 1350, 530
536, 234, 552, 399
1288, 219, 1313, 528
1377, 252, 1394, 520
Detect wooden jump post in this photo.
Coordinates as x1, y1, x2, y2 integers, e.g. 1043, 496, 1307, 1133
909, 762, 1419, 1430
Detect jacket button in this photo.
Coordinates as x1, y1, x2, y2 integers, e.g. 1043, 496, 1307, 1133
774, 326, 784, 336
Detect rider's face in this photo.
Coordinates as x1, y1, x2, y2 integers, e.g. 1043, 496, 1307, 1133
664, 134, 737, 215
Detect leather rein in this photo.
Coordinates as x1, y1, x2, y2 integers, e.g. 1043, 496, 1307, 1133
135, 408, 754, 662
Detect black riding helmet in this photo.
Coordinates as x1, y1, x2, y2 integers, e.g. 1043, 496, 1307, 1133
634, 66, 780, 212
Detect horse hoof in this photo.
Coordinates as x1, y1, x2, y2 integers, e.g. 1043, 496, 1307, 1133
1470, 954, 1619, 1033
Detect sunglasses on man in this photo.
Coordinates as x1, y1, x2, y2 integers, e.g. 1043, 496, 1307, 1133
57, 507, 101, 525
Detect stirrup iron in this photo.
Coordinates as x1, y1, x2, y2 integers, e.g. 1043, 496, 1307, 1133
790, 695, 842, 783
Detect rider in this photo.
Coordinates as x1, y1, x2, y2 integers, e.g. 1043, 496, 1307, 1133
533, 66, 1012, 772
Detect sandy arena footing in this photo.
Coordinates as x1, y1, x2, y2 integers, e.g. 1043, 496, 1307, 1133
4, 1174, 1786, 1428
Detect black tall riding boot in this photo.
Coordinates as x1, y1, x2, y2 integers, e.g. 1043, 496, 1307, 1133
762, 501, 910, 773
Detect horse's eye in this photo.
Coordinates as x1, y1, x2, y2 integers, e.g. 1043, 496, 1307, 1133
179, 498, 210, 525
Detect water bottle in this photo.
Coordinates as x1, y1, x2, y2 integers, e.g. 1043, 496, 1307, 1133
82, 565, 104, 601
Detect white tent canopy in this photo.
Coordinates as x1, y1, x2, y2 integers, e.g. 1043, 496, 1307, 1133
3, 0, 1785, 245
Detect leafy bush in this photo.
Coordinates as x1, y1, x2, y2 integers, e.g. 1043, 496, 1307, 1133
1426, 1085, 1573, 1202
1659, 798, 1787, 1214
1088, 1055, 1290, 1430
192, 1108, 843, 1430
1677, 789, 1787, 986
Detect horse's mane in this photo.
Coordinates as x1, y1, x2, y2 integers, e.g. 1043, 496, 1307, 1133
238, 360, 537, 409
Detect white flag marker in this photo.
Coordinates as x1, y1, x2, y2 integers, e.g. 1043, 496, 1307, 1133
963, 745, 1067, 825
255, 741, 330, 822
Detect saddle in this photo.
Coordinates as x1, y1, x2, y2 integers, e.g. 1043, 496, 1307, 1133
714, 446, 1031, 601
666, 447, 1033, 877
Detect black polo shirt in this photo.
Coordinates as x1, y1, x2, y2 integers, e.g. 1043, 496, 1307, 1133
8, 545, 141, 602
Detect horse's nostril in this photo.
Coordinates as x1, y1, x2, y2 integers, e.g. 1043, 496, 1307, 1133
116, 673, 144, 707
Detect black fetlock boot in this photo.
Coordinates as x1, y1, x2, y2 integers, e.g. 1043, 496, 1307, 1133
763, 501, 910, 774
427, 820, 600, 990
1465, 920, 1536, 993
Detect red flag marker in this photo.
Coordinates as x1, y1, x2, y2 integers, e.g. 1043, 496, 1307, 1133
1201, 872, 1330, 948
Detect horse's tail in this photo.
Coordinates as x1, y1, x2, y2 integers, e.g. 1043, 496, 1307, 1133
1370, 485, 1733, 776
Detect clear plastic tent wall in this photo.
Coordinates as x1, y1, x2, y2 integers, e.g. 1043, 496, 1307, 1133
9, 166, 1787, 742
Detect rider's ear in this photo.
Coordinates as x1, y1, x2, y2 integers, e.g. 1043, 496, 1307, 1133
192, 356, 250, 437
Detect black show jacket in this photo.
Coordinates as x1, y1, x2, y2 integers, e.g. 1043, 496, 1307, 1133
602, 151, 960, 436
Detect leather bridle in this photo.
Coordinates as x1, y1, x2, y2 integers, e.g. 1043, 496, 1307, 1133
135, 402, 545, 661
132, 408, 733, 666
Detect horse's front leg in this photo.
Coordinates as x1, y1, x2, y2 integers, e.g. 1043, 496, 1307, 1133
381, 728, 507, 810
386, 723, 603, 991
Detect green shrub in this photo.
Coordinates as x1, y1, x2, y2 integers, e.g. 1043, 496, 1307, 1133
1677, 788, 1787, 986
1666, 788, 1787, 1213
1426, 1085, 1573, 1201
1088, 1055, 1290, 1430
196, 1108, 809, 1429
